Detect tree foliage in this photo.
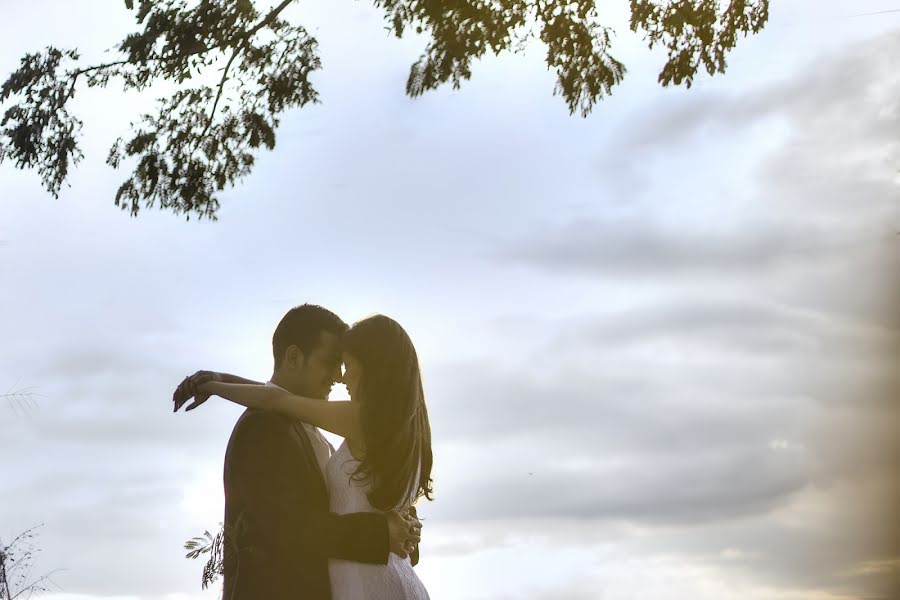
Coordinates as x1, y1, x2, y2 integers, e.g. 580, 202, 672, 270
0, 526, 60, 600
0, 0, 769, 219
3, 382, 42, 417
184, 526, 225, 590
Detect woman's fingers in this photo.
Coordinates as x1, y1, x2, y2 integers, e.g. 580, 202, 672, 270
185, 396, 207, 411
173, 376, 193, 411
174, 371, 216, 412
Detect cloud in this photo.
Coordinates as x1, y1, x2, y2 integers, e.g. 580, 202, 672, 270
497, 217, 867, 277
498, 30, 900, 302
607, 28, 900, 163
427, 29, 900, 592
554, 296, 900, 358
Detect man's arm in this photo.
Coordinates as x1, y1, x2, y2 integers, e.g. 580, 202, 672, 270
232, 410, 390, 564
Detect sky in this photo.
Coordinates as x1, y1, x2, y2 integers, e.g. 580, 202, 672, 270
1, 1, 899, 599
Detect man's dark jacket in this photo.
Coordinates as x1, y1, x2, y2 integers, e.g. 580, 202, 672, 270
221, 408, 388, 600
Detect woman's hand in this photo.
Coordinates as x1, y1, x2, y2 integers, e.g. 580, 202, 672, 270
172, 370, 222, 412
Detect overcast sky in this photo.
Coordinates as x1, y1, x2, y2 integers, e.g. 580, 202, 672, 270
2, 1, 899, 599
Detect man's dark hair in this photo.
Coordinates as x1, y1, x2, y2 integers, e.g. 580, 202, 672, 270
272, 304, 348, 369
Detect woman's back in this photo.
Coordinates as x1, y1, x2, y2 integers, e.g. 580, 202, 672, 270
326, 441, 430, 600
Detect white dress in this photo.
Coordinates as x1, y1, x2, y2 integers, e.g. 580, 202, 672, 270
326, 441, 430, 600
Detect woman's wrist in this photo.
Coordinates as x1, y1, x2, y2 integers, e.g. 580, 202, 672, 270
203, 380, 226, 396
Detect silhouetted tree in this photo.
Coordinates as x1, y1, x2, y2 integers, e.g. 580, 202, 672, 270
184, 525, 226, 590
2, 383, 41, 416
0, 0, 769, 219
0, 526, 60, 600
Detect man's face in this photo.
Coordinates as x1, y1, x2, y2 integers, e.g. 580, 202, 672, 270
295, 330, 343, 399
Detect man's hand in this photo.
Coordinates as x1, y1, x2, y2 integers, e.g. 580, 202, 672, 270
173, 370, 221, 412
386, 509, 422, 559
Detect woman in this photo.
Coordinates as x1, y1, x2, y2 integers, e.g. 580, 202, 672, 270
195, 314, 433, 600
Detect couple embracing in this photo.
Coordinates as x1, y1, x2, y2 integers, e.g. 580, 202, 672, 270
173, 304, 433, 600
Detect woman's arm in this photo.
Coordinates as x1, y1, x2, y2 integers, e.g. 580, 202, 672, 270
218, 372, 265, 385
173, 370, 264, 412
201, 381, 362, 441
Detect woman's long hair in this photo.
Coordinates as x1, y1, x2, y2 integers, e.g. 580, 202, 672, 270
343, 315, 434, 510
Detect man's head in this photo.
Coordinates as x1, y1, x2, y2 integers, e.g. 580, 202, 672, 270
271, 304, 347, 398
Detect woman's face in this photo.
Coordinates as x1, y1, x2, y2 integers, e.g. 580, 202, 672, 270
341, 353, 363, 401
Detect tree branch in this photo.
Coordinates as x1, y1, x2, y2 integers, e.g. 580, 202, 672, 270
60, 0, 299, 157
1, 549, 12, 600
196, 45, 243, 148
191, 0, 298, 156
251, 0, 297, 38
9, 569, 62, 600
3, 382, 42, 416
71, 58, 132, 78
60, 0, 297, 88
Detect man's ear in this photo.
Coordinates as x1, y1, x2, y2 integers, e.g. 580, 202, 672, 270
285, 345, 305, 368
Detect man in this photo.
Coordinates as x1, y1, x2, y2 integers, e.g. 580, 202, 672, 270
173, 304, 421, 600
